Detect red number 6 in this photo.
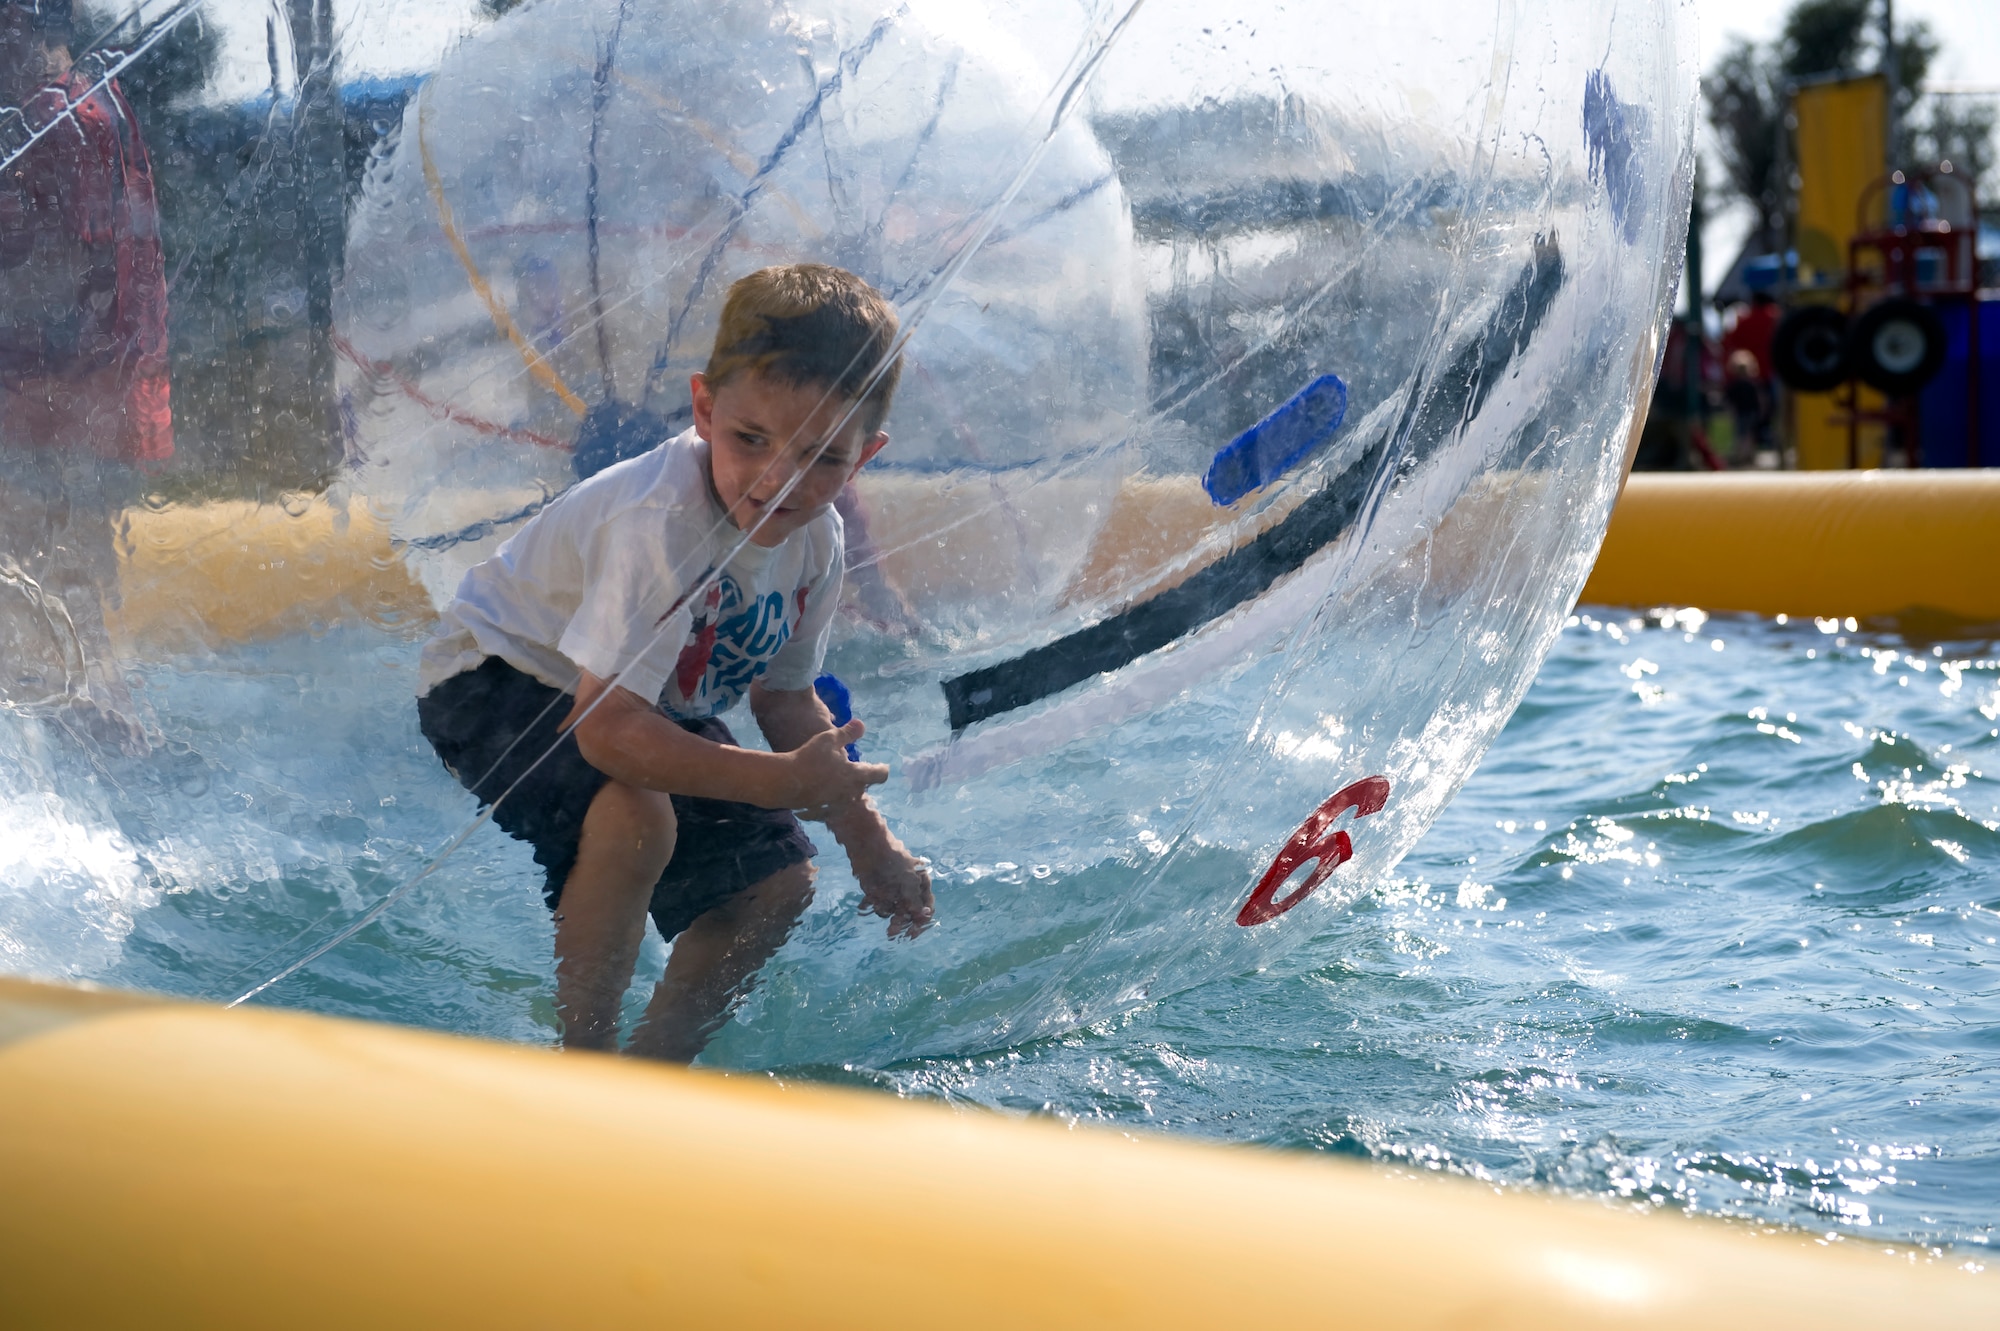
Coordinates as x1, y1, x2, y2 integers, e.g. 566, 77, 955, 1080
1235, 775, 1391, 927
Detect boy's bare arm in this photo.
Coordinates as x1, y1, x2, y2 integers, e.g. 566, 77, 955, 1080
751, 682, 934, 937
568, 670, 882, 809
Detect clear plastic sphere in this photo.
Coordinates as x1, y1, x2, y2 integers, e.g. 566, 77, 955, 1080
0, 0, 1695, 1064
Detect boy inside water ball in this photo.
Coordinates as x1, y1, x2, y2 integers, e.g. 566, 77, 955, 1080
416, 264, 932, 1060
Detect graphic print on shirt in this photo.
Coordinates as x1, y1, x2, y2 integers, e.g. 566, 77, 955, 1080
673, 580, 724, 702
668, 573, 801, 716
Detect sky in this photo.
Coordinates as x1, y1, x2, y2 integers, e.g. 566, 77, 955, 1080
1695, 0, 2000, 87
171, 0, 2000, 96
168, 2, 2000, 123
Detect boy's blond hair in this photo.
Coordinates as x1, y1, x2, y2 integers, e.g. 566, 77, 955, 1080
704, 264, 902, 435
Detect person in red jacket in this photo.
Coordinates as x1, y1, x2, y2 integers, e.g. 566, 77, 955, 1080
1721, 291, 1779, 385
0, 0, 172, 745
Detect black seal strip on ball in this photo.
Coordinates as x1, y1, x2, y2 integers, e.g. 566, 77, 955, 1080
1771, 305, 1850, 393
1849, 297, 1947, 397
941, 234, 1567, 733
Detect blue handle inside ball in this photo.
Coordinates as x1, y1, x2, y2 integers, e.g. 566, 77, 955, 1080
814, 674, 860, 761
1202, 373, 1348, 507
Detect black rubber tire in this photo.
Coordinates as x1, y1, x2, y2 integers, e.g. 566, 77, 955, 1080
1771, 305, 1850, 393
1849, 297, 1948, 397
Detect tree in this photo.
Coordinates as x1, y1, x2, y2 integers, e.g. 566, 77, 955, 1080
1776, 0, 1933, 108
1703, 38, 1785, 249
1704, 0, 1940, 247
1777, 0, 1870, 80
1916, 98, 2000, 208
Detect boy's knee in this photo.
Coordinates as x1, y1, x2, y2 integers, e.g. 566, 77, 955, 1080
748, 859, 816, 919
601, 779, 676, 829
780, 858, 816, 901
585, 781, 677, 870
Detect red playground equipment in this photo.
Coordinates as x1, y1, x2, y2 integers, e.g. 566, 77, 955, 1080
1840, 166, 1981, 467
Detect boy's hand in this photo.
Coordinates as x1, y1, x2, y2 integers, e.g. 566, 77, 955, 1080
783, 720, 887, 808
749, 691, 932, 938
851, 841, 934, 938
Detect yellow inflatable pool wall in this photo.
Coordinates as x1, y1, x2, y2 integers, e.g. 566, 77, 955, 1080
0, 976, 1991, 1329
104, 470, 2000, 657
1581, 471, 2000, 624
109, 494, 432, 651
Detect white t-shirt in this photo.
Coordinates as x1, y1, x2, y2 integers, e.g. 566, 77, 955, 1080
417, 430, 844, 720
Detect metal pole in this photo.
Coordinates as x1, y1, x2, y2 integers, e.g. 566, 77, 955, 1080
1882, 0, 1898, 167
289, 0, 342, 473
1685, 173, 1706, 464
1972, 209, 1984, 468
1778, 85, 1797, 466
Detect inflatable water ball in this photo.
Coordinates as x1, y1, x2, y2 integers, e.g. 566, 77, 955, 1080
7, 0, 1695, 1066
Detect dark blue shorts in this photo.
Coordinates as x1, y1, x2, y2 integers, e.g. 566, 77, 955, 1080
417, 656, 816, 942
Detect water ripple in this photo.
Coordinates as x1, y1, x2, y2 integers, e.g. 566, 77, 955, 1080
863, 611, 2000, 1252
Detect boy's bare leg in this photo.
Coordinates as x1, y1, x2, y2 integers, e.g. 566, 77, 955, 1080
552, 780, 676, 1051
626, 860, 816, 1063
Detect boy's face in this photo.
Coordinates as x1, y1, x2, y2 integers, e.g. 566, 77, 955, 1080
692, 370, 887, 548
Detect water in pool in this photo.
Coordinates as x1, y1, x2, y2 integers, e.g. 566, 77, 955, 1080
4, 603, 1994, 1253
